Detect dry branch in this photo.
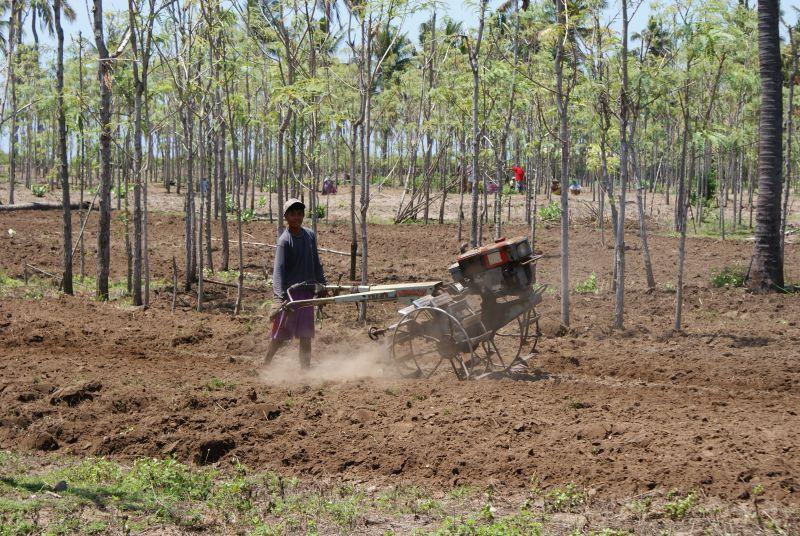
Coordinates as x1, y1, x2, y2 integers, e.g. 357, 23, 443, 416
0, 201, 91, 212
209, 237, 357, 257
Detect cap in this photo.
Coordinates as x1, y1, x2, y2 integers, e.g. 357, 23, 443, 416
283, 198, 305, 215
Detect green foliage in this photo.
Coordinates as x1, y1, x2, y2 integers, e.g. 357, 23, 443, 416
539, 201, 562, 222
241, 207, 256, 223
544, 484, 585, 512
314, 205, 325, 219
663, 491, 698, 520
0, 270, 23, 292
711, 266, 744, 288
575, 273, 598, 294
30, 184, 49, 197
204, 377, 227, 391
227, 194, 256, 223
428, 506, 542, 535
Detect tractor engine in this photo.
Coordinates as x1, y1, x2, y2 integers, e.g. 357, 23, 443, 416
448, 237, 536, 295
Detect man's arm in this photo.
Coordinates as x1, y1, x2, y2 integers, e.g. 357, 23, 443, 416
272, 239, 287, 300
311, 233, 327, 286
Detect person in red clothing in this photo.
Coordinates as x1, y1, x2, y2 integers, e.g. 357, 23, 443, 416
511, 165, 525, 193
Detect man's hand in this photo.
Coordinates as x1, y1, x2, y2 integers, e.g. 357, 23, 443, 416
268, 300, 285, 321
315, 283, 328, 298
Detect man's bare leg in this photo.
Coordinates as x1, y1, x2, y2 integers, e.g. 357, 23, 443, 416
299, 338, 312, 369
264, 338, 286, 366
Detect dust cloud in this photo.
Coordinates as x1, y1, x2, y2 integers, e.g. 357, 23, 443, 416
259, 341, 395, 385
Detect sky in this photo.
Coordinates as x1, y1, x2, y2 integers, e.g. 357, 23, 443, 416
22, 0, 800, 52
47, 0, 795, 49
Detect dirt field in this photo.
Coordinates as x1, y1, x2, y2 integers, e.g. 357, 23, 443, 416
0, 201, 799, 533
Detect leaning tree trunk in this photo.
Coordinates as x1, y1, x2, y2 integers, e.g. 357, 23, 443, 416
749, 0, 785, 291
56, 0, 73, 295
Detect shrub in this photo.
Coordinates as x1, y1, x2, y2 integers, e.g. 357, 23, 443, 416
314, 205, 325, 219
539, 201, 561, 221
711, 266, 744, 288
575, 273, 599, 294
241, 208, 256, 223
31, 184, 49, 197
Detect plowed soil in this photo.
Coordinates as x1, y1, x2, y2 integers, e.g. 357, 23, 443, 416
0, 208, 798, 510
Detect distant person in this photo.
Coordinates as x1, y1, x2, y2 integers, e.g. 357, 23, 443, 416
569, 180, 582, 196
322, 177, 336, 195
551, 179, 561, 195
512, 165, 525, 193
265, 198, 327, 370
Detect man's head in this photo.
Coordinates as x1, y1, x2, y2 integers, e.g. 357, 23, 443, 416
283, 198, 305, 230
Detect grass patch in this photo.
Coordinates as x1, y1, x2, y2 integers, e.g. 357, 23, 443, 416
0, 269, 24, 297
711, 266, 745, 289
0, 453, 788, 534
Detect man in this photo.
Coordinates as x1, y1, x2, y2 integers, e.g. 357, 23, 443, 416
264, 198, 327, 369
511, 165, 525, 193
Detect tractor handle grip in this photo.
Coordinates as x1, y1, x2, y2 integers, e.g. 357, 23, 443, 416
368, 326, 386, 341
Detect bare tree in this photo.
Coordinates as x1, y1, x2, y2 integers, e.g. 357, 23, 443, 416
55, 0, 72, 294
614, 0, 630, 328
93, 0, 113, 300
554, 0, 570, 329
468, 0, 488, 247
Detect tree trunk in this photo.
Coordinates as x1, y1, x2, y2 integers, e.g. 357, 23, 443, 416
749, 0, 785, 291
614, 0, 630, 329
555, 0, 570, 329
469, 2, 488, 247
782, 28, 797, 263
7, 0, 19, 205
129, 0, 144, 305
93, 0, 113, 300
55, 0, 73, 295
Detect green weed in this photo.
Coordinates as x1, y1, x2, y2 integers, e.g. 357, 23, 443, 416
575, 273, 599, 294
567, 399, 591, 410
31, 184, 49, 197
204, 377, 226, 391
711, 266, 745, 288
544, 483, 585, 512
427, 506, 542, 535
0, 270, 24, 295
663, 491, 698, 520
539, 201, 562, 222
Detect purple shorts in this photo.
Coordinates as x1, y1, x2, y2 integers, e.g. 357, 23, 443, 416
271, 289, 315, 341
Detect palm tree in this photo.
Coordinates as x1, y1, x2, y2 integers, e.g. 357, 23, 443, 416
26, 0, 76, 47
373, 24, 411, 90
748, 0, 785, 291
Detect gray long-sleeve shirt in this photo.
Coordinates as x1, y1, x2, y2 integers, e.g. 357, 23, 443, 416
272, 227, 327, 300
